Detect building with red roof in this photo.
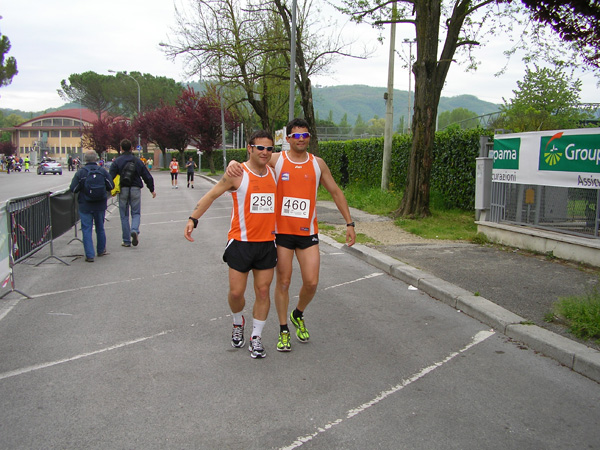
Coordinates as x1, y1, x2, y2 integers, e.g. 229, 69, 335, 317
1, 108, 104, 160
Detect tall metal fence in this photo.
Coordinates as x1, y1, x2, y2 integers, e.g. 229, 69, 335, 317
489, 183, 599, 238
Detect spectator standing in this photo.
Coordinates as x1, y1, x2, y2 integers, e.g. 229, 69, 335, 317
109, 139, 156, 247
69, 150, 114, 262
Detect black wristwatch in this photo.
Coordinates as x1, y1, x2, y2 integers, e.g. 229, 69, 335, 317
346, 222, 355, 227
189, 216, 198, 228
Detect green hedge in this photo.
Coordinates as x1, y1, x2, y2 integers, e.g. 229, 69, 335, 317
319, 128, 492, 210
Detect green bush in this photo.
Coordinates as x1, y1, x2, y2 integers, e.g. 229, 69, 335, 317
319, 128, 491, 210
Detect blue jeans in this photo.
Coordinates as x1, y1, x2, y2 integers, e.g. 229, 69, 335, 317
80, 210, 106, 259
118, 187, 142, 244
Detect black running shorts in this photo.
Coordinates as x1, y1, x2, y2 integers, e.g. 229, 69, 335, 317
223, 240, 277, 272
275, 233, 319, 250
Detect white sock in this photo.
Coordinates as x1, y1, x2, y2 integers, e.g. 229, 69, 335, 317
252, 318, 266, 338
232, 312, 244, 326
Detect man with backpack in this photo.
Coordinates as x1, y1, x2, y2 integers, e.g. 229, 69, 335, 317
70, 150, 115, 262
109, 139, 156, 248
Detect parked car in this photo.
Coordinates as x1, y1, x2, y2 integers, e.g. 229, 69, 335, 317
37, 159, 63, 175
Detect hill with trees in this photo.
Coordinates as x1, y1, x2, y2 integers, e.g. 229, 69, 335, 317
311, 85, 500, 128
1, 84, 500, 129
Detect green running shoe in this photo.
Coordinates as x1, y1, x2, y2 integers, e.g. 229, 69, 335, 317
277, 330, 292, 352
290, 312, 310, 342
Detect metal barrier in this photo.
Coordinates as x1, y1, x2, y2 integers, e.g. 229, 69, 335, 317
489, 183, 600, 238
6, 192, 70, 267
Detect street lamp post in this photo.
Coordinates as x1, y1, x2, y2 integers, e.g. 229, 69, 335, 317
403, 39, 416, 134
109, 70, 141, 155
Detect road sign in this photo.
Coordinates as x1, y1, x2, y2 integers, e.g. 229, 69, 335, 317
136, 145, 142, 151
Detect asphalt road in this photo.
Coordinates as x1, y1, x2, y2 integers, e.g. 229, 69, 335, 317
0, 172, 599, 449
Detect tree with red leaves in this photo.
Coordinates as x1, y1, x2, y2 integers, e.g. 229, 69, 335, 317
176, 85, 235, 174
135, 103, 192, 169
82, 115, 136, 156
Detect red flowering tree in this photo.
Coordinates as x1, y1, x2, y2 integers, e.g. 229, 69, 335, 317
82, 115, 135, 156
135, 103, 191, 169
176, 85, 235, 174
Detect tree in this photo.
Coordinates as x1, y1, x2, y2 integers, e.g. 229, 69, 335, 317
59, 72, 116, 119
176, 85, 235, 173
164, 0, 365, 150
109, 71, 184, 117
0, 140, 16, 156
520, 0, 600, 69
367, 115, 386, 135
0, 29, 17, 87
165, 0, 287, 133
135, 103, 192, 169
438, 107, 479, 130
82, 115, 135, 156
498, 65, 592, 132
338, 0, 600, 217
353, 114, 368, 135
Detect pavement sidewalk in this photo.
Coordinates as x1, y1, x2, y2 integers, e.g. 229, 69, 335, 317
316, 200, 600, 384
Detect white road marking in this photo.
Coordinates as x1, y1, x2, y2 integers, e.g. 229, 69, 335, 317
321, 272, 383, 291
0, 330, 172, 381
280, 329, 496, 450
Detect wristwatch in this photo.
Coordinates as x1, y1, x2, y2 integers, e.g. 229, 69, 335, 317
346, 222, 355, 227
189, 216, 198, 228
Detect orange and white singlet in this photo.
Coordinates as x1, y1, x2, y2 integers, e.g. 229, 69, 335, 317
227, 163, 277, 242
274, 151, 321, 236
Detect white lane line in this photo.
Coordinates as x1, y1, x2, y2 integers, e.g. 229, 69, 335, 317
322, 272, 383, 291
23, 271, 183, 300
0, 298, 20, 321
280, 329, 496, 450
0, 330, 172, 381
291, 272, 384, 299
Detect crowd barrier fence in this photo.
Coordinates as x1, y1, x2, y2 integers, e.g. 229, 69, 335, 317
1, 188, 86, 299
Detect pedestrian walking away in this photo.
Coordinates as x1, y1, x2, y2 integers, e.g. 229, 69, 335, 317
227, 118, 356, 352
185, 130, 277, 359
170, 157, 179, 189
186, 156, 197, 188
109, 139, 156, 248
69, 150, 115, 262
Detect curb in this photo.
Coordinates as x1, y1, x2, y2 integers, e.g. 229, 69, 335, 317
320, 235, 600, 384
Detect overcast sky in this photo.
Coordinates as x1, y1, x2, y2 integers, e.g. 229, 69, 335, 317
1, 0, 599, 113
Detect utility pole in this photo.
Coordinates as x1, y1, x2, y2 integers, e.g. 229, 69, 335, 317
403, 39, 416, 134
381, 2, 397, 191
288, 0, 297, 122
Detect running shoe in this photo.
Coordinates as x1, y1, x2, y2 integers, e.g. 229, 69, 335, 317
131, 231, 139, 247
231, 316, 245, 348
277, 330, 291, 352
249, 336, 266, 359
290, 312, 310, 342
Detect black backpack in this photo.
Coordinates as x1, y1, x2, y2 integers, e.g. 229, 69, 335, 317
81, 166, 107, 202
120, 160, 137, 187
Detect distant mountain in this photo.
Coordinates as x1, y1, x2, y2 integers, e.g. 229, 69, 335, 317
1, 85, 500, 127
312, 84, 500, 126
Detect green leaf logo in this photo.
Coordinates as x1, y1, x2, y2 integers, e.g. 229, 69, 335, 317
543, 132, 563, 166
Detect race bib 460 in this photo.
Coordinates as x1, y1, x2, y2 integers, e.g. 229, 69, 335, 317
281, 196, 310, 218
